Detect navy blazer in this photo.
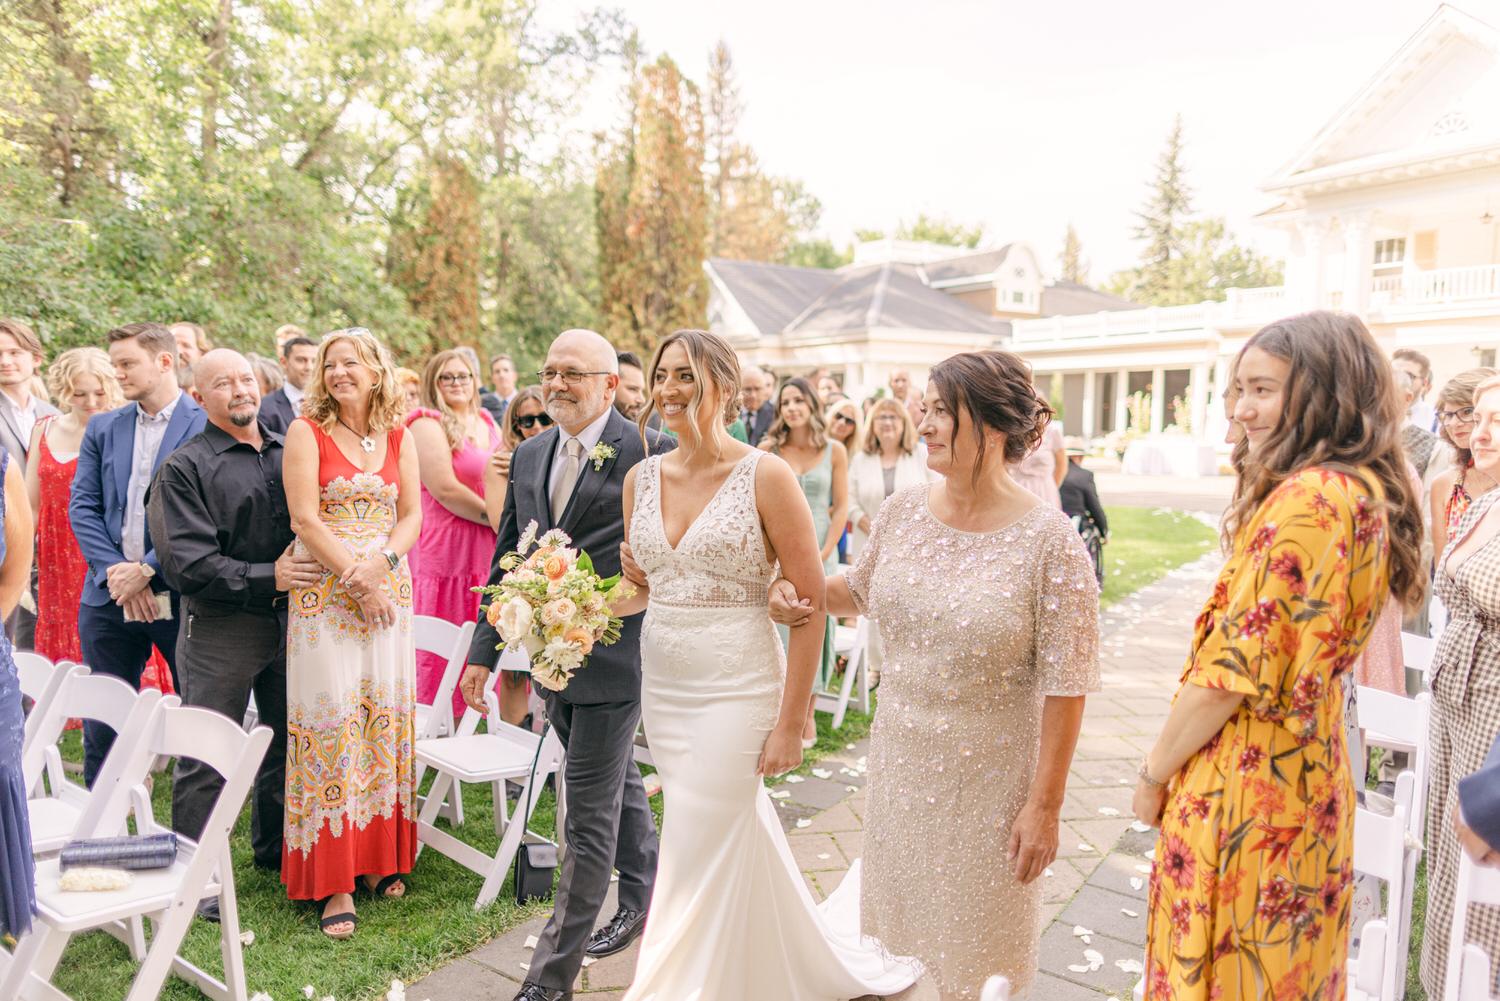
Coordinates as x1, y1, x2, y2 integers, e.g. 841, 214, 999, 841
469, 407, 675, 704
69, 395, 208, 606
258, 387, 297, 437
1461, 735, 1500, 854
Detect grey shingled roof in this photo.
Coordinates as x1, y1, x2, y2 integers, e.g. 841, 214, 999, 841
921, 245, 1014, 284
708, 258, 842, 336
1039, 280, 1146, 316
786, 263, 1009, 336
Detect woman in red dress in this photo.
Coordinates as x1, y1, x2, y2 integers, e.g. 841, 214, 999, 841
26, 348, 122, 664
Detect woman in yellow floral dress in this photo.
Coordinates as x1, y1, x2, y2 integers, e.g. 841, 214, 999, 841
1132, 311, 1426, 1001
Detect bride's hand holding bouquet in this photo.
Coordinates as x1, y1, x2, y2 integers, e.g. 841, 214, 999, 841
476, 520, 636, 693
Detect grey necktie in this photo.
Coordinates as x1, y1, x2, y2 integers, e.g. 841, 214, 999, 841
551, 437, 584, 521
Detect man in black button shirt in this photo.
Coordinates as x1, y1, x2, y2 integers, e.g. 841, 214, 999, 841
146, 350, 322, 888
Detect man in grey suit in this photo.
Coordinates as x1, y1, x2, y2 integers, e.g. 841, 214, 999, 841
0, 319, 60, 648
740, 364, 775, 445
460, 329, 672, 1001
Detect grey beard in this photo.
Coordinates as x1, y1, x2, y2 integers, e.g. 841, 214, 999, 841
229, 407, 257, 427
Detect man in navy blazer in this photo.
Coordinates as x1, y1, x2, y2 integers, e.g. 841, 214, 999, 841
70, 322, 206, 786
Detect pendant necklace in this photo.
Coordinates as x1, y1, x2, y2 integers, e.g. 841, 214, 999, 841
338, 417, 376, 453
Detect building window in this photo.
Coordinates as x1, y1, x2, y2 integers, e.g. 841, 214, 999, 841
1482, 349, 1497, 368
1012, 291, 1024, 304
1374, 238, 1406, 265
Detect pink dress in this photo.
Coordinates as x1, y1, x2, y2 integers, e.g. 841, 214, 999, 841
1010, 423, 1064, 508
405, 408, 500, 717
1353, 462, 1422, 695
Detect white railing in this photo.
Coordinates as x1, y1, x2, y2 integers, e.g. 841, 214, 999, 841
1012, 286, 1287, 346
1371, 264, 1500, 307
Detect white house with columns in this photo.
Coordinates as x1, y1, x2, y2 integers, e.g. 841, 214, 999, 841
1015, 3, 1500, 449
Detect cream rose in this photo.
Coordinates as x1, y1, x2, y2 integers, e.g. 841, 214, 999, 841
531, 663, 571, 692
497, 596, 534, 643
541, 596, 578, 626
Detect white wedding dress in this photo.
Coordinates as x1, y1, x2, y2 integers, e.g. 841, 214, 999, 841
624, 451, 919, 1001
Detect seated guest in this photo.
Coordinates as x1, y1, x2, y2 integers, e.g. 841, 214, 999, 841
146, 350, 322, 916
26, 348, 123, 666
396, 367, 421, 416
169, 321, 211, 390
485, 352, 518, 425
70, 322, 205, 786
259, 336, 317, 436
246, 353, 283, 398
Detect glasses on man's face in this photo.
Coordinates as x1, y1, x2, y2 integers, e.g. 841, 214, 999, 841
1439, 407, 1479, 426
873, 415, 902, 425
516, 413, 555, 430
537, 369, 610, 385
437, 373, 473, 387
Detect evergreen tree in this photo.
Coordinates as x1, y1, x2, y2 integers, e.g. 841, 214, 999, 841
596, 55, 708, 357
390, 153, 483, 356
1059, 222, 1089, 285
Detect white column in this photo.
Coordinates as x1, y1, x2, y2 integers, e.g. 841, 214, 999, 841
1342, 211, 1375, 319
1292, 217, 1334, 311
1190, 361, 1210, 439
1081, 370, 1096, 438
1114, 368, 1130, 433
1150, 368, 1166, 434
1207, 354, 1231, 444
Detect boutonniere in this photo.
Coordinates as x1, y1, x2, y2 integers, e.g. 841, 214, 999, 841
589, 443, 616, 471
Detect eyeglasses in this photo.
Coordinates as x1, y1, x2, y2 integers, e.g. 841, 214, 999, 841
1438, 407, 1479, 426
831, 414, 855, 425
537, 369, 611, 385
873, 415, 902, 424
437, 373, 473, 386
515, 413, 555, 430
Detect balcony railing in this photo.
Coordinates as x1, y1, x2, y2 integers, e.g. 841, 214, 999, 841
1371, 264, 1500, 307
1012, 286, 1287, 346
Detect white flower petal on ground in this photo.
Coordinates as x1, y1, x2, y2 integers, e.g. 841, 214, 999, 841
1129, 877, 1144, 890
1122, 909, 1140, 918
1116, 958, 1144, 974
1084, 949, 1104, 971
796, 818, 811, 828
1098, 807, 1121, 816
1078, 843, 1095, 852
1073, 926, 1094, 937
387, 981, 406, 1001
818, 854, 830, 860
1143, 848, 1156, 860
846, 744, 856, 749
1044, 868, 1055, 877
846, 785, 858, 792
524, 935, 538, 949
582, 957, 595, 968
770, 790, 791, 799
303, 988, 315, 1000
1068, 965, 1091, 973
811, 768, 832, 779
784, 775, 805, 783
250, 994, 273, 1001
1130, 821, 1152, 833
1135, 864, 1152, 874
239, 930, 254, 946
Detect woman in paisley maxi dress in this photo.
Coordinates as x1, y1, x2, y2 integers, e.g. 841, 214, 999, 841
283, 329, 421, 938
1132, 312, 1426, 1001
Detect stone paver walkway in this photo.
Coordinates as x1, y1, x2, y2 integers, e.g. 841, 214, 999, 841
407, 553, 1219, 1000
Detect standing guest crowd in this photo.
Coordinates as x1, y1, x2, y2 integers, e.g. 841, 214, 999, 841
1, 304, 1498, 1001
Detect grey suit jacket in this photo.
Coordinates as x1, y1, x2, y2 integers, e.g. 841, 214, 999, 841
0, 390, 61, 472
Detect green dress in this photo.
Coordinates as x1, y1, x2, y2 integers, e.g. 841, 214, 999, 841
774, 442, 838, 692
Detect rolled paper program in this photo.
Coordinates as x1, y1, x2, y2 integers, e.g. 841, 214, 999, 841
59, 833, 178, 871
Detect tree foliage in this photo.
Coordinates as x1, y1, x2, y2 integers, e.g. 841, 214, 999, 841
1059, 223, 1090, 285
1107, 118, 1282, 306
390, 154, 484, 356
857, 213, 986, 250
596, 55, 709, 358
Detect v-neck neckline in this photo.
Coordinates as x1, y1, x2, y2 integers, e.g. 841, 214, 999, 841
657, 452, 757, 552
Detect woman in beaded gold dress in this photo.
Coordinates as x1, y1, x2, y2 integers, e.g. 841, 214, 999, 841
772, 350, 1100, 999
1131, 312, 1425, 1001
283, 328, 422, 939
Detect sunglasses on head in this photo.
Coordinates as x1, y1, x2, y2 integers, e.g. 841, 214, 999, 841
516, 413, 555, 430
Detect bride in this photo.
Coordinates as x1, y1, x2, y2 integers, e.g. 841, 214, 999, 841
611, 329, 918, 1000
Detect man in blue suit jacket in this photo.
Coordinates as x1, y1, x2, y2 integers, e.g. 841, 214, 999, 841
70, 322, 206, 786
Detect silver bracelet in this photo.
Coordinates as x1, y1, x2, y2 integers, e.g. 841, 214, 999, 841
1138, 759, 1167, 789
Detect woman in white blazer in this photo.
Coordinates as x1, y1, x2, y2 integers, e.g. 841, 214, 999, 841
847, 397, 940, 561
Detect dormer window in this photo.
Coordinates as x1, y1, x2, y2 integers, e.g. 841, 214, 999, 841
1374, 239, 1405, 265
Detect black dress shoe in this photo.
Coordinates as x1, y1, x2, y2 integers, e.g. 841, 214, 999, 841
585, 908, 646, 958
512, 983, 572, 1001
196, 897, 221, 923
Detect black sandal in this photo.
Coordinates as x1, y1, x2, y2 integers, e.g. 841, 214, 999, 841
365, 874, 406, 898
318, 898, 356, 940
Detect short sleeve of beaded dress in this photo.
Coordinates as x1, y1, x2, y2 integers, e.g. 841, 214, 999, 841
851, 482, 1100, 999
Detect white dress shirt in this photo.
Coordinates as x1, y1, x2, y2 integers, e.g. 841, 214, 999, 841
283, 380, 305, 408
548, 408, 612, 504
123, 393, 182, 562
7, 391, 38, 449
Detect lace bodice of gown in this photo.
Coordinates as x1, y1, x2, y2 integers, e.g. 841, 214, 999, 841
631, 451, 776, 608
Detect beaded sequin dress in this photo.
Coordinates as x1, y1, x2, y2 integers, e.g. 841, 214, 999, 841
626, 451, 919, 1001
845, 483, 1100, 999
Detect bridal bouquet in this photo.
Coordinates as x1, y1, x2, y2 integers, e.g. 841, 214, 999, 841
475, 520, 633, 692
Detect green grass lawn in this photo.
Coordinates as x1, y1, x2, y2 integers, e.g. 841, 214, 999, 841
1099, 506, 1219, 606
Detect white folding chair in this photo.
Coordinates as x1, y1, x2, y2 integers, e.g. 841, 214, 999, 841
1349, 802, 1408, 1001
981, 975, 1011, 1000
1404, 631, 1437, 690
413, 616, 477, 741
414, 685, 564, 910
17, 656, 82, 759
3, 702, 272, 1001
22, 673, 164, 854
816, 617, 871, 729
1446, 853, 1500, 1001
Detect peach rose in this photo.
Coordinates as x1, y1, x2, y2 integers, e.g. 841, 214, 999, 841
486, 600, 505, 627
542, 553, 571, 581
564, 627, 595, 656
541, 596, 578, 626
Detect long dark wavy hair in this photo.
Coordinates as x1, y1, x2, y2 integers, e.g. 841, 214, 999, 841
1224, 311, 1425, 608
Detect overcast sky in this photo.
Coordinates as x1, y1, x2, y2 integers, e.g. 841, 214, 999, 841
539, 0, 1500, 281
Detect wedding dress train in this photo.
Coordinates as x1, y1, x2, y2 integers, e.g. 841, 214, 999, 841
624, 451, 918, 1001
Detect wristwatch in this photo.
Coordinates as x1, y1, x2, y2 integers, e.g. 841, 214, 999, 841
139, 562, 155, 580
380, 548, 400, 570
1138, 758, 1167, 789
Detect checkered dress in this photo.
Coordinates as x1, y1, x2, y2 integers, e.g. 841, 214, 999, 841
1422, 490, 1500, 998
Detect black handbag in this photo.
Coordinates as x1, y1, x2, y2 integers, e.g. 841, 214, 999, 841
513, 721, 559, 905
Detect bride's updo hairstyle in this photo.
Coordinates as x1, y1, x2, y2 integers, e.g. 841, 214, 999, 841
928, 350, 1053, 487
1224, 310, 1424, 608
639, 329, 743, 449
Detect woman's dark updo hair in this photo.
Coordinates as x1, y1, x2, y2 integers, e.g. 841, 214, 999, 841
928, 351, 1053, 483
